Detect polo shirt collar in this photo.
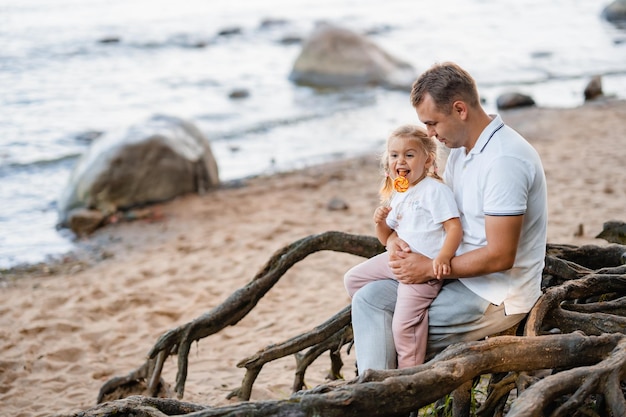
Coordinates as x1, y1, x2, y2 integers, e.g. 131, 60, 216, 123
468, 114, 505, 155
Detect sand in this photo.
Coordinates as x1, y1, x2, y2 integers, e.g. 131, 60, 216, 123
1, 99, 625, 417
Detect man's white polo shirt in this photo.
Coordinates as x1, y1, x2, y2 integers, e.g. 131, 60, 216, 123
443, 115, 548, 315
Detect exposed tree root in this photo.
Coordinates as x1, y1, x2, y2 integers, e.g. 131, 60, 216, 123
97, 231, 383, 402
227, 306, 352, 401
507, 337, 626, 417
67, 333, 626, 417
73, 234, 624, 416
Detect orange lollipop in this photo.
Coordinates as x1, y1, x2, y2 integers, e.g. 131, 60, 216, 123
393, 176, 409, 193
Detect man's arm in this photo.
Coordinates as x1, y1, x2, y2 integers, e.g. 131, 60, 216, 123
389, 214, 524, 284
450, 214, 523, 276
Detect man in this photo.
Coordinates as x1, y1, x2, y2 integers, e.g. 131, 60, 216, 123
351, 62, 548, 372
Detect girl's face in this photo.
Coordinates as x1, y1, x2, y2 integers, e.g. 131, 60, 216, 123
387, 136, 431, 185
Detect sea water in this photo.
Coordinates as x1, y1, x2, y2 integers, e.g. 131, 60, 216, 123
1, 0, 625, 268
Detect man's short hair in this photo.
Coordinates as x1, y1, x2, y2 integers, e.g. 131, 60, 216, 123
410, 62, 481, 113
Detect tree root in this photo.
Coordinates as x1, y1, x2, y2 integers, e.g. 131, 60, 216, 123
507, 337, 626, 417
227, 306, 352, 400
97, 231, 382, 401
69, 395, 208, 417
86, 236, 625, 416
69, 333, 626, 417
526, 273, 626, 336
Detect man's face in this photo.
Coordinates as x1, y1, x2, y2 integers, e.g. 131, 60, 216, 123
415, 93, 465, 149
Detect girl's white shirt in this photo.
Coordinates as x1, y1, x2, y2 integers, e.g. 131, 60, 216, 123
386, 176, 460, 259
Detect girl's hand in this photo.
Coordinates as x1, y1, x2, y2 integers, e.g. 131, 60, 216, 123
433, 255, 452, 279
373, 206, 392, 224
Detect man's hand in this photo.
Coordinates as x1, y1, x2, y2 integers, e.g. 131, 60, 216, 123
387, 234, 435, 284
389, 251, 435, 284
386, 233, 411, 255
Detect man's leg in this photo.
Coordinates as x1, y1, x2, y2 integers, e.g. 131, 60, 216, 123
351, 279, 398, 373
352, 280, 527, 371
426, 280, 527, 355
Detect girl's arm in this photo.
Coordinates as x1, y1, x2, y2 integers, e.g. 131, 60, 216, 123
433, 217, 463, 279
373, 206, 393, 245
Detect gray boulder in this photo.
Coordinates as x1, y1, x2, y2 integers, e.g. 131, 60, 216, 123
58, 115, 219, 228
496, 92, 536, 110
596, 220, 626, 244
602, 0, 626, 23
584, 75, 604, 101
289, 23, 416, 90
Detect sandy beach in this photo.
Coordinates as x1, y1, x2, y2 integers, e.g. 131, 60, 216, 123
1, 99, 625, 417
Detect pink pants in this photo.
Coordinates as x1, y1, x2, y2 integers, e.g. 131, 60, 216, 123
344, 251, 442, 368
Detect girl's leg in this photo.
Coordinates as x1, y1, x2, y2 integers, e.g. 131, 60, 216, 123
392, 280, 443, 368
343, 252, 393, 297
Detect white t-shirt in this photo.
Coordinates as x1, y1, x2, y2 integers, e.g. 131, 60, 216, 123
386, 176, 460, 259
443, 115, 548, 314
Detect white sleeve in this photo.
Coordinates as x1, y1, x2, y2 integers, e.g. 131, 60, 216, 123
427, 183, 460, 224
483, 156, 534, 216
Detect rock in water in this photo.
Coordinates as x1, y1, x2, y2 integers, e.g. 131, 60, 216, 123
602, 0, 626, 23
584, 75, 603, 101
57, 115, 220, 230
496, 92, 536, 110
289, 23, 416, 90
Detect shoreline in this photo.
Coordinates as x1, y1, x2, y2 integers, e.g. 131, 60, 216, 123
4, 98, 624, 282
0, 153, 381, 283
1, 100, 626, 416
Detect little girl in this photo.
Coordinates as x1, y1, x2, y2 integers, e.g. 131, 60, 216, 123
344, 124, 462, 369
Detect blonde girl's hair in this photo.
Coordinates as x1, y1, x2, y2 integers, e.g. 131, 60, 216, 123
379, 124, 442, 203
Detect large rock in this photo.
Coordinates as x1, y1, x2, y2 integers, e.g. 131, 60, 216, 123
496, 92, 536, 110
584, 75, 604, 101
58, 115, 219, 228
288, 23, 416, 90
602, 0, 626, 23
596, 220, 626, 244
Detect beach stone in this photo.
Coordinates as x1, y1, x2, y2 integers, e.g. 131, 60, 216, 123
217, 26, 242, 36
279, 35, 303, 45
595, 220, 626, 244
584, 75, 604, 101
57, 115, 220, 228
229, 88, 250, 99
288, 23, 416, 90
327, 197, 349, 211
98, 36, 121, 44
496, 92, 536, 110
66, 208, 106, 236
602, 0, 626, 23
259, 18, 289, 29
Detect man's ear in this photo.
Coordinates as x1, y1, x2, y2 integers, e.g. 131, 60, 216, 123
452, 100, 468, 120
